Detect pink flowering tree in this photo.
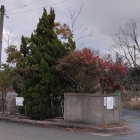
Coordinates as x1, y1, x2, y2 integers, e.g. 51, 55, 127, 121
57, 48, 126, 94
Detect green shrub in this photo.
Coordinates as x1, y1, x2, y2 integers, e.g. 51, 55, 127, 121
18, 106, 25, 115
25, 97, 53, 120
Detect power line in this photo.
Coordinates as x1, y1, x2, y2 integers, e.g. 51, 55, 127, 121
6, 0, 44, 12
6, 0, 68, 15
6, 3, 33, 12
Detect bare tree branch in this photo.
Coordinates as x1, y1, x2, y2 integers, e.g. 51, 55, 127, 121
68, 4, 84, 33
112, 19, 140, 70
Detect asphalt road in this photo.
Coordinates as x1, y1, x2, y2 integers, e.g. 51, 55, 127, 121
0, 109, 140, 140
0, 121, 103, 140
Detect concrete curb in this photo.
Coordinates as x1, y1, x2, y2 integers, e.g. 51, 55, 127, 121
0, 115, 132, 136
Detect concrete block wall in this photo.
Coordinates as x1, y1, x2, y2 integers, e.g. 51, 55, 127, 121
0, 93, 17, 114
64, 93, 121, 125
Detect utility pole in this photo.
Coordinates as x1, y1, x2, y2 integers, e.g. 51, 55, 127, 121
0, 5, 5, 66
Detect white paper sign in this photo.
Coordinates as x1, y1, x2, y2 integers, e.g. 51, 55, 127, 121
106, 97, 114, 109
16, 97, 24, 106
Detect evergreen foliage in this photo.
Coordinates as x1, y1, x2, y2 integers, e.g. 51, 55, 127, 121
17, 8, 75, 120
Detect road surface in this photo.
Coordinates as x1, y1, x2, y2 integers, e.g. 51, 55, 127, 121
0, 109, 140, 140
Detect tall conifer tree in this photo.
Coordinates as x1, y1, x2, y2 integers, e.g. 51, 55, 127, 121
17, 8, 75, 120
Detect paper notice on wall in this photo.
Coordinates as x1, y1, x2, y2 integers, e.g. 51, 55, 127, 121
16, 97, 24, 106
106, 97, 114, 109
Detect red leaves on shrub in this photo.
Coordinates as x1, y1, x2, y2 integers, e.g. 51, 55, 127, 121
58, 48, 127, 93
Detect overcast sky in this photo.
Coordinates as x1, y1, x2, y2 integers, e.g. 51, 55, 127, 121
1, 0, 140, 63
